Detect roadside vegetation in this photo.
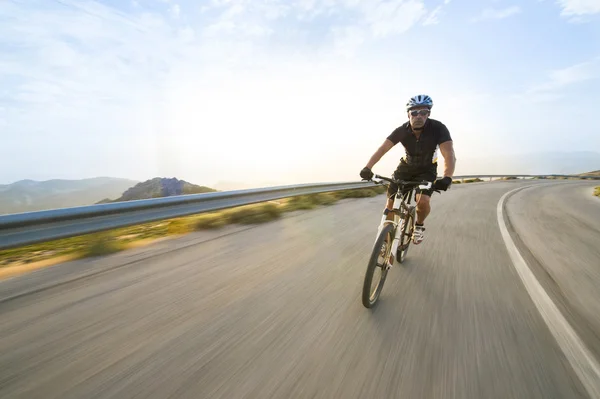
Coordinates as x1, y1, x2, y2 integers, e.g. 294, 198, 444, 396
453, 178, 484, 184
0, 185, 387, 268
3, 174, 598, 271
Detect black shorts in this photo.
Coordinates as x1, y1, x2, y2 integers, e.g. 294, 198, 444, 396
386, 162, 437, 199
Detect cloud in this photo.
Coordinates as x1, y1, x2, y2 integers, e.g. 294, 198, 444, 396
423, 5, 443, 25
331, 26, 367, 57
472, 6, 521, 22
0, 1, 182, 133
556, 0, 600, 16
421, 0, 455, 26
202, 0, 429, 39
1, 0, 449, 184
524, 57, 600, 102
169, 4, 180, 19
365, 0, 427, 37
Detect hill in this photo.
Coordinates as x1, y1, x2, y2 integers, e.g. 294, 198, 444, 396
97, 177, 217, 203
0, 177, 139, 215
580, 170, 600, 176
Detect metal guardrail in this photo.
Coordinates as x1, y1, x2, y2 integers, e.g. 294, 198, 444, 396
0, 174, 598, 250
0, 181, 376, 250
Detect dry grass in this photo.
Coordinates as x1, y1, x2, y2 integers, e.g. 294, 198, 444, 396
463, 178, 484, 183
0, 186, 387, 271
78, 234, 126, 258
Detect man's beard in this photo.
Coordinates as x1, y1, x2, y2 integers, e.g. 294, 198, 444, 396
412, 121, 424, 130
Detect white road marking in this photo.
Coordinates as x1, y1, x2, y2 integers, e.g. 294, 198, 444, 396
497, 185, 600, 398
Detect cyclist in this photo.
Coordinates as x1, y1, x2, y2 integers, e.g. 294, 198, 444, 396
360, 94, 456, 244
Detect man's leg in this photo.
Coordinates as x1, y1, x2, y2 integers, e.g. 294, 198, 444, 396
415, 192, 431, 224
412, 168, 436, 244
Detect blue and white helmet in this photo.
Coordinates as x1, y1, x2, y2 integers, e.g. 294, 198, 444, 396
406, 94, 433, 111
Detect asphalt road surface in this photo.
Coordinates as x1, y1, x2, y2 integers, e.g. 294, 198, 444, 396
1, 180, 599, 399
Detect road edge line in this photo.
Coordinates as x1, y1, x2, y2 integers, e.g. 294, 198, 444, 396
497, 185, 600, 398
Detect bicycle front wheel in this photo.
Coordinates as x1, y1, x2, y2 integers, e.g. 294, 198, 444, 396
362, 223, 394, 308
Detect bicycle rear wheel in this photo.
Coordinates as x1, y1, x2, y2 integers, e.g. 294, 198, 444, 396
362, 223, 394, 308
397, 206, 415, 263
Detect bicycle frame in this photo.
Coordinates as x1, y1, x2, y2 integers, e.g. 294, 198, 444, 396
361, 174, 441, 308
371, 175, 433, 266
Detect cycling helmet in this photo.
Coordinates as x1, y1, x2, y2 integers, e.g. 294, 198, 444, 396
406, 94, 433, 111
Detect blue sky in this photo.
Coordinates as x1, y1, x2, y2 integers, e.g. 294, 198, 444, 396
1, 0, 599, 187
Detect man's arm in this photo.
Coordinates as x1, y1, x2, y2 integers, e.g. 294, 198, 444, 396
439, 140, 456, 177
366, 139, 395, 169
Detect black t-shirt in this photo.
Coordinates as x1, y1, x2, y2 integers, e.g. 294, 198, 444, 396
386, 118, 452, 167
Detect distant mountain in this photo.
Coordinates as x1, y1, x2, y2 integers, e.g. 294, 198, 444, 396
98, 177, 217, 203
454, 151, 600, 176
580, 170, 600, 176
0, 177, 139, 215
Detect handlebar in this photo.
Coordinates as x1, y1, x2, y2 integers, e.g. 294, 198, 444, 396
369, 174, 441, 193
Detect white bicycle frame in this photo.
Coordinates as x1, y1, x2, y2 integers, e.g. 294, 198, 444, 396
373, 181, 433, 267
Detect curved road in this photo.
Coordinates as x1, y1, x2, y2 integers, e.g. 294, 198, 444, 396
0, 180, 599, 398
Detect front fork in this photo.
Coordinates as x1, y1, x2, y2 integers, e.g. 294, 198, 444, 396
373, 195, 409, 267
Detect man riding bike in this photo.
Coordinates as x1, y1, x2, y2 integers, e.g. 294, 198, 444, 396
360, 94, 456, 245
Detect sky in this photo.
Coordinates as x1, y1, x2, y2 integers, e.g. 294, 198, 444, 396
1, 0, 599, 187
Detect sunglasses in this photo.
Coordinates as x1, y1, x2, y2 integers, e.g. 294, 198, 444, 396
409, 109, 429, 116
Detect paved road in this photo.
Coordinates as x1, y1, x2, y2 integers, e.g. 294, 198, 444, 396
0, 180, 598, 398
506, 182, 600, 364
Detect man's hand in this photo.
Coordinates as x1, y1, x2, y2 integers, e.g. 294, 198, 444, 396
434, 176, 452, 191
360, 167, 374, 180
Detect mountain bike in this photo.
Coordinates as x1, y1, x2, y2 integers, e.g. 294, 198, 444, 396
361, 174, 440, 308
